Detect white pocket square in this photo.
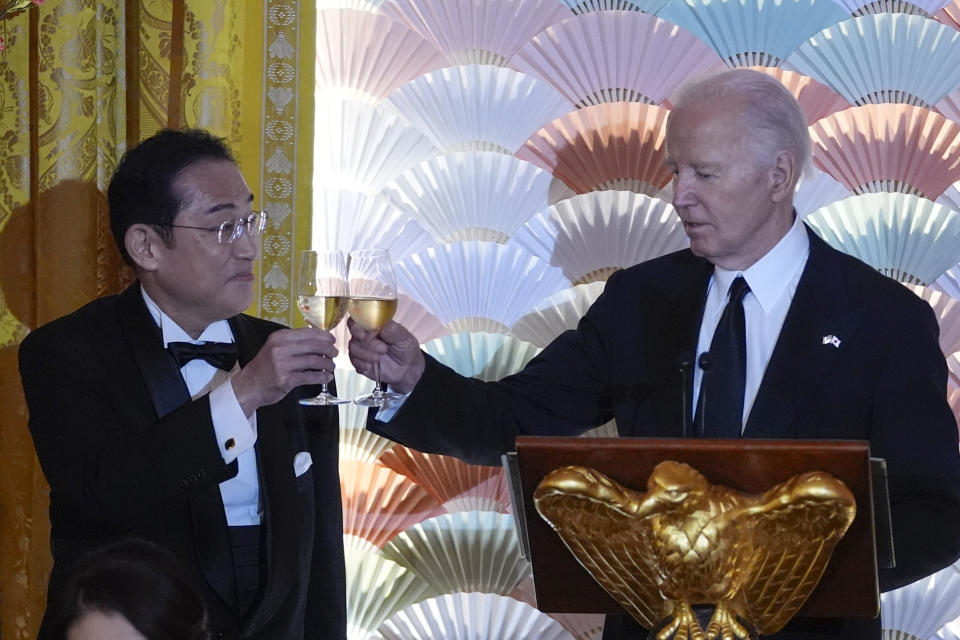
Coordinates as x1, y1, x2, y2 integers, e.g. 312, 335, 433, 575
293, 451, 313, 477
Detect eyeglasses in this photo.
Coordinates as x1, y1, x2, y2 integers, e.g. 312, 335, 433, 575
165, 211, 269, 245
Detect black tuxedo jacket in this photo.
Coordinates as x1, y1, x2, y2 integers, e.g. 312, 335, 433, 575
373, 228, 960, 639
19, 284, 346, 639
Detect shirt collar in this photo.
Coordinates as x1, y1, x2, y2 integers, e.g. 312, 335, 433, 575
141, 286, 234, 347
712, 214, 810, 313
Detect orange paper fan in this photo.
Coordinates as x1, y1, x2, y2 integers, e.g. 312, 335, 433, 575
749, 67, 850, 124
809, 103, 960, 200
516, 102, 672, 195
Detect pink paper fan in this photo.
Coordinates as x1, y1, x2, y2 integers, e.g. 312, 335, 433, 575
749, 67, 850, 124
512, 11, 724, 108
935, 1, 960, 29
516, 102, 672, 195
316, 9, 445, 102
936, 87, 960, 126
809, 104, 960, 200
340, 459, 444, 548
382, 0, 570, 66
378, 445, 511, 513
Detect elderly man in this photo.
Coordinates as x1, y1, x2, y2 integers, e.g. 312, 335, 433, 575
20, 129, 345, 639
348, 69, 960, 638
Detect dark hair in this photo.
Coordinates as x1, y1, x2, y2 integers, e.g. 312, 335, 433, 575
47, 537, 211, 640
108, 128, 235, 264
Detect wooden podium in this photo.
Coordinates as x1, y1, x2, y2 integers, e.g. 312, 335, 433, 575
504, 437, 881, 620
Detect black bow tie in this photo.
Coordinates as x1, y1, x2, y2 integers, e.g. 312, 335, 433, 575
167, 341, 238, 371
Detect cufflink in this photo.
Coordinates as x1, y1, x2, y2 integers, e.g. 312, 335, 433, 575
224, 438, 236, 451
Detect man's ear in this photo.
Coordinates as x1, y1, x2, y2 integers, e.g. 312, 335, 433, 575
769, 150, 796, 203
125, 224, 163, 272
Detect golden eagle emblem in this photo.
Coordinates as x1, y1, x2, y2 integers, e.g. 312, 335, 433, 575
533, 461, 856, 639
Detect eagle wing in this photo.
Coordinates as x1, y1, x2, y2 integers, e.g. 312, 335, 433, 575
737, 471, 856, 635
533, 466, 663, 629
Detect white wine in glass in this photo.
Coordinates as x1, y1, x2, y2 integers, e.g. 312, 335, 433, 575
297, 250, 349, 406
347, 248, 399, 407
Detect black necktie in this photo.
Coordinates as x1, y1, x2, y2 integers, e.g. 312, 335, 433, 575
167, 341, 238, 371
696, 276, 750, 438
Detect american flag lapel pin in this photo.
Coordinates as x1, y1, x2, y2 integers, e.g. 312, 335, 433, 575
822, 334, 842, 348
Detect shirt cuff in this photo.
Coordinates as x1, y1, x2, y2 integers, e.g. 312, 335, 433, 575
374, 387, 412, 422
210, 379, 257, 464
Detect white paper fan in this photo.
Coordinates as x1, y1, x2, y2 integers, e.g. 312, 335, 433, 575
378, 445, 512, 513
509, 191, 688, 285
421, 332, 544, 380
395, 241, 570, 334
937, 87, 960, 126
382, 0, 571, 66
657, 0, 850, 67
794, 167, 856, 218
580, 419, 619, 438
933, 264, 960, 298
376, 592, 576, 640
340, 459, 444, 548
314, 100, 440, 195
316, 9, 445, 103
336, 368, 395, 462
785, 14, 960, 109
881, 560, 960, 640
549, 613, 606, 640
380, 512, 531, 595
312, 189, 433, 263
904, 284, 960, 355
512, 11, 724, 108
382, 65, 574, 154
938, 182, 960, 211
560, 0, 672, 11
345, 540, 436, 638
509, 281, 606, 347
382, 152, 567, 244
938, 615, 960, 640
805, 192, 960, 284
833, 0, 952, 15
516, 102, 673, 195
317, 0, 387, 9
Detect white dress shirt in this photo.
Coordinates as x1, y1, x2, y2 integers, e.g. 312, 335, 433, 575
692, 216, 810, 432
142, 289, 261, 526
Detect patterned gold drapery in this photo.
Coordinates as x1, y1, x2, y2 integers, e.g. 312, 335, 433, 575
0, 1, 307, 636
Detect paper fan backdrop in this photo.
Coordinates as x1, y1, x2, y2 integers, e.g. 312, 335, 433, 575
548, 613, 606, 640
511, 11, 724, 108
509, 281, 606, 347
516, 102, 672, 195
949, 382, 960, 429
378, 444, 512, 513
335, 368, 395, 462
377, 592, 576, 640
748, 67, 850, 123
421, 332, 544, 381
785, 14, 960, 109
382, 152, 568, 244
380, 512, 530, 594
560, 0, 672, 11
881, 560, 960, 640
344, 542, 436, 639
315, 9, 445, 103
340, 459, 444, 548
937, 87, 960, 127
382, 65, 574, 155
314, 100, 440, 195
657, 0, 850, 67
904, 284, 960, 355
932, 264, 960, 298
936, 1, 960, 29
395, 242, 570, 334
509, 191, 688, 285
805, 192, 960, 284
834, 0, 953, 14
382, 0, 570, 66
795, 168, 855, 218
809, 103, 960, 200
317, 0, 387, 8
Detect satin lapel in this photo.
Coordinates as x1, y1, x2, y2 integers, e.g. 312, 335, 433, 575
744, 231, 866, 439
229, 316, 301, 625
116, 285, 236, 612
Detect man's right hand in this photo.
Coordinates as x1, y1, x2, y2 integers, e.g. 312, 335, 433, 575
231, 328, 337, 416
347, 318, 425, 395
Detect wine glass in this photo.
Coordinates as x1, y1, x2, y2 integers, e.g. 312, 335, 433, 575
296, 250, 349, 406
347, 248, 399, 407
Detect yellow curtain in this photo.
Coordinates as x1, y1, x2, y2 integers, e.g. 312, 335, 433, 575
0, 1, 309, 636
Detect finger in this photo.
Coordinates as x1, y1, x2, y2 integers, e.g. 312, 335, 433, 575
377, 320, 411, 344
346, 317, 372, 340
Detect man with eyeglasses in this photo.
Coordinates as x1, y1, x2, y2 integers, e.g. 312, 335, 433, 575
19, 129, 346, 639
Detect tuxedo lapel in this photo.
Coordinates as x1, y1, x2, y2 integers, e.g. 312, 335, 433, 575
116, 284, 237, 613
744, 230, 867, 438
665, 262, 712, 437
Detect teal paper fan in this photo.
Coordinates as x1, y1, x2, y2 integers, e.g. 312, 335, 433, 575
785, 15, 960, 108
656, 0, 850, 67
805, 192, 960, 285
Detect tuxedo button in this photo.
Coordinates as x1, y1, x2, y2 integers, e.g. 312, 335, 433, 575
179, 479, 188, 489
224, 438, 236, 451
198, 469, 207, 480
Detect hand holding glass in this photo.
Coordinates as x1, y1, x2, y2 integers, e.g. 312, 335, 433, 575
296, 250, 349, 406
347, 248, 398, 407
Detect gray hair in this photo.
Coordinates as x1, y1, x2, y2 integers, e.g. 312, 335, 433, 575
669, 68, 812, 179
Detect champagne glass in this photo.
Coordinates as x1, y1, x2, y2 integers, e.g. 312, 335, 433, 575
296, 250, 349, 406
347, 248, 399, 407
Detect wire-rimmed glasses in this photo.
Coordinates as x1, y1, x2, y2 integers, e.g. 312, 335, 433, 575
166, 210, 268, 245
